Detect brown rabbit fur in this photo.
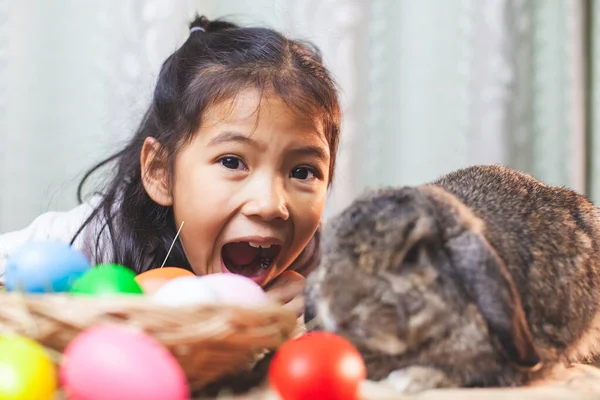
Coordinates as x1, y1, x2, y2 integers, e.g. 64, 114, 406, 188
304, 164, 600, 392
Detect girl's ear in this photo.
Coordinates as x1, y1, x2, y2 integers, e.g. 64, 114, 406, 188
140, 137, 173, 206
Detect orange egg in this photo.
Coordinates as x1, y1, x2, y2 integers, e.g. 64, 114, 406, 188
137, 278, 168, 295
135, 267, 195, 293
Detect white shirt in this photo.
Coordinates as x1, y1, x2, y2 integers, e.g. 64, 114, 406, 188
0, 197, 109, 281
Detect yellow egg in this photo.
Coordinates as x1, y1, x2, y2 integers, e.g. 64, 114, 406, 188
0, 334, 57, 400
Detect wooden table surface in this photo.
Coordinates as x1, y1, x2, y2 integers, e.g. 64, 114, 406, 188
207, 364, 600, 400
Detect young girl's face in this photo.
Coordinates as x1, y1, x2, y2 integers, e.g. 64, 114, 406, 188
149, 89, 330, 287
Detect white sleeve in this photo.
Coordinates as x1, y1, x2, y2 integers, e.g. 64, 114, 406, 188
0, 202, 96, 281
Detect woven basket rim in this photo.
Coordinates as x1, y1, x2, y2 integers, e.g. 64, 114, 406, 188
0, 292, 299, 392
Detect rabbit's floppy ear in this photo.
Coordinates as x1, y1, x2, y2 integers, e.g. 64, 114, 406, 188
446, 231, 542, 370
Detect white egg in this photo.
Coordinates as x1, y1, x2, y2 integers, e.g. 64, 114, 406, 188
151, 276, 219, 307
198, 273, 269, 307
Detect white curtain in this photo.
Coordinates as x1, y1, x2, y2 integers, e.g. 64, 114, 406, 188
0, 0, 592, 232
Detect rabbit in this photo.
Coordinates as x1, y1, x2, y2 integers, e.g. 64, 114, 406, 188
304, 164, 600, 393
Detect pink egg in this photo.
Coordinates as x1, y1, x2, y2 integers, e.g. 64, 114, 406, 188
60, 325, 188, 400
199, 273, 269, 306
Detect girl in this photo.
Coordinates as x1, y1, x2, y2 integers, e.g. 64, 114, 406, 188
0, 15, 341, 316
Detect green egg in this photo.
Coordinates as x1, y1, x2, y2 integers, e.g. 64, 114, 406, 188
70, 263, 144, 296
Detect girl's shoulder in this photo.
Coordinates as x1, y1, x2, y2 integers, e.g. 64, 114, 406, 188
0, 196, 108, 280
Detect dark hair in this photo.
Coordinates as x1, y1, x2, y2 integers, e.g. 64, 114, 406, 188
71, 15, 341, 273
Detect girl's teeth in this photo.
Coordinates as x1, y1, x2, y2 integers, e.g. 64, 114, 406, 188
248, 242, 272, 248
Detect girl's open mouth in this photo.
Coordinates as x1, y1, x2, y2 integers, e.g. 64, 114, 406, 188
221, 241, 282, 284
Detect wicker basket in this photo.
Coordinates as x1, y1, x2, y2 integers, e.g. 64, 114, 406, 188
3, 290, 600, 400
0, 292, 298, 392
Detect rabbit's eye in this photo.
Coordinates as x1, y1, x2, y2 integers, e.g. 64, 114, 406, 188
404, 243, 421, 264
405, 291, 425, 314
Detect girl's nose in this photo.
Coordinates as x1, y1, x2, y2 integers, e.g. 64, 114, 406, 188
241, 177, 290, 221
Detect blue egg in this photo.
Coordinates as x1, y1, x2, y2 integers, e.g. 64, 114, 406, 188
5, 241, 91, 293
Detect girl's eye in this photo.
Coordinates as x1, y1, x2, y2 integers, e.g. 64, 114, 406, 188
219, 156, 246, 171
290, 167, 318, 181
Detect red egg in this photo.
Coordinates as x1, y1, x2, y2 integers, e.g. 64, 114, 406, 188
268, 331, 366, 400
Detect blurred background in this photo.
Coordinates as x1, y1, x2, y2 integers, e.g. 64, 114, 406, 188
0, 0, 597, 231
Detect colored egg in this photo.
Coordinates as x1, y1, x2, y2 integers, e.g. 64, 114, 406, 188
135, 267, 195, 283
60, 325, 188, 400
199, 273, 269, 306
151, 276, 219, 307
137, 278, 168, 295
70, 264, 143, 296
4, 241, 91, 293
269, 332, 366, 400
0, 334, 58, 400
135, 267, 195, 293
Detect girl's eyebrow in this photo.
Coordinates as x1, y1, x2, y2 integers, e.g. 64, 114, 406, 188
208, 131, 263, 149
289, 145, 329, 163
208, 131, 329, 162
